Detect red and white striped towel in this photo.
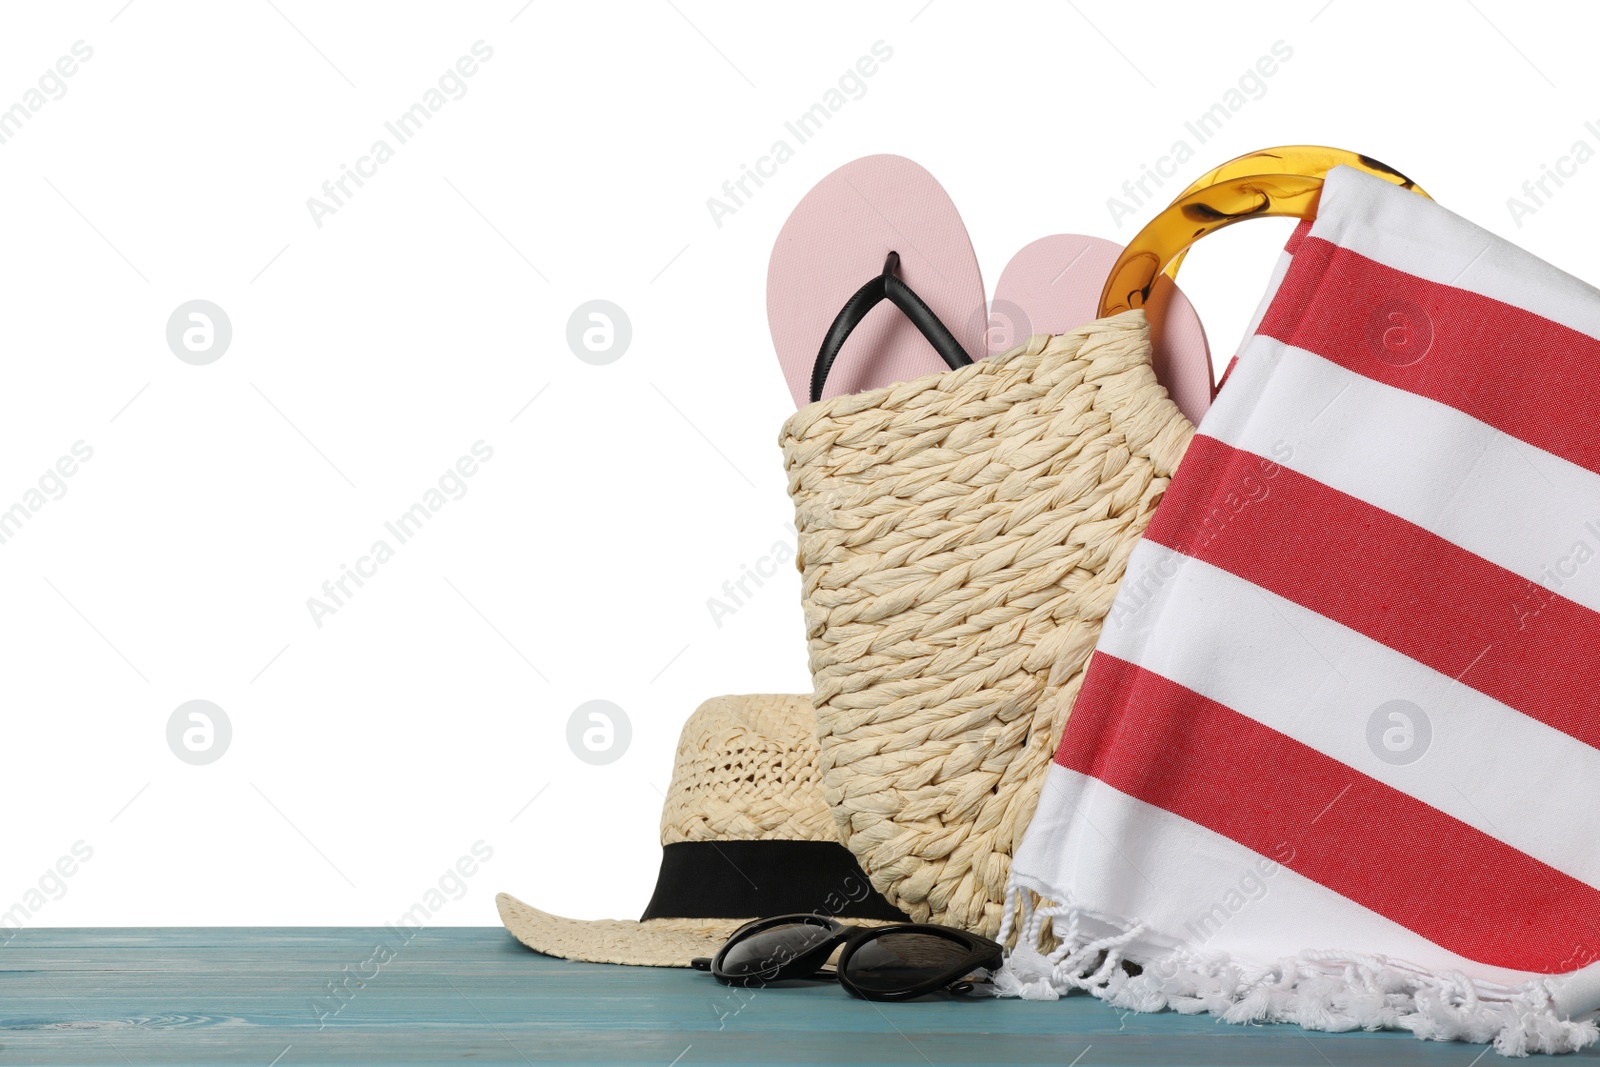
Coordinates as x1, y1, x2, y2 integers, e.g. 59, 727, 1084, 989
997, 166, 1600, 1055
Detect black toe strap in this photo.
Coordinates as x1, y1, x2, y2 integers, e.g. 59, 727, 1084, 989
809, 251, 975, 404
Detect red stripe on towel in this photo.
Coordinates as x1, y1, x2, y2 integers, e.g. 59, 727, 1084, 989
1143, 435, 1600, 748
1057, 652, 1600, 974
1258, 237, 1600, 476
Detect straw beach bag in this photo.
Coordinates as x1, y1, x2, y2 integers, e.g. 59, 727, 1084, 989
780, 288, 1193, 936
775, 147, 1425, 938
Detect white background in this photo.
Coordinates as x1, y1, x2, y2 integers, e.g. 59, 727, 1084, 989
0, 0, 1594, 929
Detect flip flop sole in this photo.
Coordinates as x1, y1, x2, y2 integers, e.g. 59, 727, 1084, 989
767, 155, 988, 407
991, 234, 1214, 424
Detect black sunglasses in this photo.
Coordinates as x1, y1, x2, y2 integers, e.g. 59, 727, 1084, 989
690, 914, 1002, 1001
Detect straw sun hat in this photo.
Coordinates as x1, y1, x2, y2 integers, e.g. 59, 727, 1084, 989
497, 693, 908, 967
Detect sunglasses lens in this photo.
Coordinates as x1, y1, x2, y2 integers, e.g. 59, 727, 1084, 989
843, 931, 974, 994
718, 921, 836, 978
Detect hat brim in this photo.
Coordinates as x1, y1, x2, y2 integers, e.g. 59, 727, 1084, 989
496, 892, 753, 968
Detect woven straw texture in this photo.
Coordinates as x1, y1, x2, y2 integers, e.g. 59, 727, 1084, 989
779, 310, 1193, 938
659, 693, 837, 847
499, 693, 839, 967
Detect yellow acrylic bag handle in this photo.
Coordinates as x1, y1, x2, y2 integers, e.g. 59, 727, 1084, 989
1101, 148, 1430, 318
1162, 146, 1429, 280
1173, 145, 1427, 207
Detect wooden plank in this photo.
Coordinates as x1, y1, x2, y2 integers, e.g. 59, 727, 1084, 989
0, 927, 1587, 1065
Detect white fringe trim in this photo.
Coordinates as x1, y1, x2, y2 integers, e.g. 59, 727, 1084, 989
989, 887, 1599, 1057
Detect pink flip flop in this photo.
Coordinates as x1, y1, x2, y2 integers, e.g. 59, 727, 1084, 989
990, 235, 1214, 424
767, 155, 987, 407
769, 156, 1215, 423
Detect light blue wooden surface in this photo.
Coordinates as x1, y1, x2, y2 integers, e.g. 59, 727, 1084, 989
0, 927, 1587, 1065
